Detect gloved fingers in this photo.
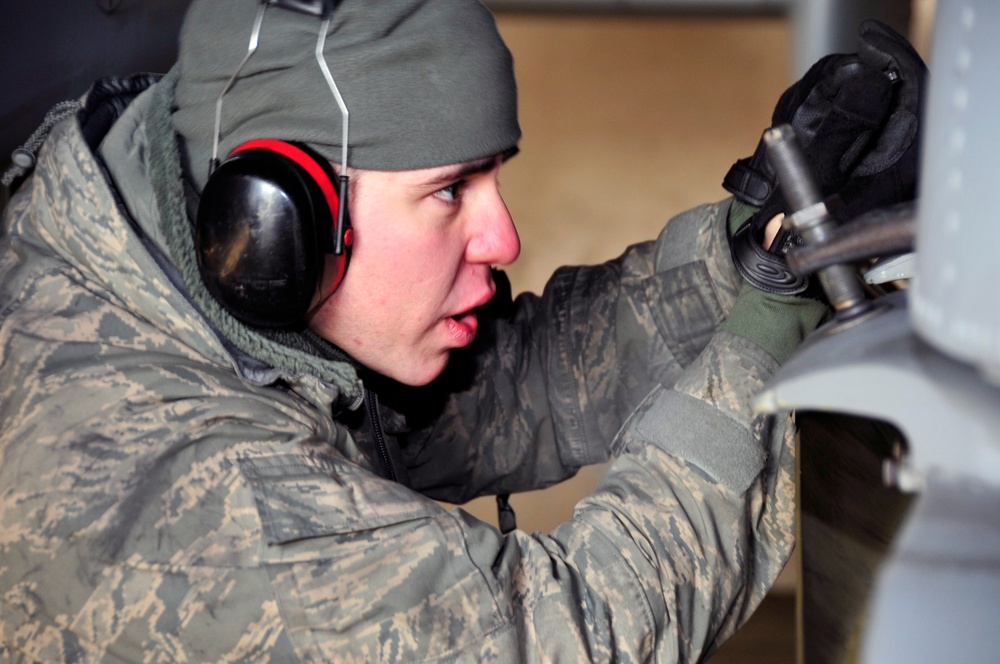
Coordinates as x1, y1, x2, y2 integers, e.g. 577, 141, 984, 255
835, 141, 920, 223
734, 67, 891, 229
769, 53, 849, 127
851, 105, 920, 178
747, 55, 893, 210
798, 64, 893, 189
858, 19, 926, 89
852, 20, 928, 178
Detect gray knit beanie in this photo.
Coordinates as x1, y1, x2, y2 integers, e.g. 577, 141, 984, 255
173, 0, 521, 191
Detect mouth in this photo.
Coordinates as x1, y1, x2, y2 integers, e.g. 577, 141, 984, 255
445, 286, 495, 347
446, 310, 479, 346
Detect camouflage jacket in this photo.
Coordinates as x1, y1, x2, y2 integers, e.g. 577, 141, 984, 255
0, 74, 795, 662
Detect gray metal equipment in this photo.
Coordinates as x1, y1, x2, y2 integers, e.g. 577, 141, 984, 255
754, 1, 1000, 661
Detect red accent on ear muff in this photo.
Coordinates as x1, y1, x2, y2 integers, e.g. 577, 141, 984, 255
231, 139, 341, 235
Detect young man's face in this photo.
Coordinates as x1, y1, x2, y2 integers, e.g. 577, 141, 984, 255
307, 153, 520, 386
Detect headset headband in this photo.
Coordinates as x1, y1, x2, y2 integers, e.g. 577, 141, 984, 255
209, 0, 348, 180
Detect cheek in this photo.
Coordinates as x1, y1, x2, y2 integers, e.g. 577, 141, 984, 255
330, 235, 437, 328
341, 221, 403, 288
361, 227, 465, 293
353, 240, 428, 301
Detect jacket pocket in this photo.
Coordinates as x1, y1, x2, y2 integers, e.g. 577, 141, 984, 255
238, 453, 437, 545
237, 452, 508, 662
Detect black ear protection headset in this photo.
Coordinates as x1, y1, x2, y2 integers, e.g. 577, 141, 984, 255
195, 0, 352, 328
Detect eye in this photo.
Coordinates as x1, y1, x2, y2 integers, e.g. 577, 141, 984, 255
434, 181, 463, 203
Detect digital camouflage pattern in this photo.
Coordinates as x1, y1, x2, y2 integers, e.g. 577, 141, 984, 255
0, 76, 796, 662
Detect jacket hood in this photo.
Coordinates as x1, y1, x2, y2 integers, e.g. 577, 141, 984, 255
23, 71, 363, 409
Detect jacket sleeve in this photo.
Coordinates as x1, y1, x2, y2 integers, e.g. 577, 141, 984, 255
403, 198, 744, 503
496, 330, 794, 662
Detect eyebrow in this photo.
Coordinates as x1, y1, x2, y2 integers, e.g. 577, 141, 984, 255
424, 147, 520, 187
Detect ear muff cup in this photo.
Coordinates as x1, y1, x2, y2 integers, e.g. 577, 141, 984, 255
195, 140, 346, 328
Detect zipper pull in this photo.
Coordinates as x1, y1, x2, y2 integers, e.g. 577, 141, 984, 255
365, 389, 397, 482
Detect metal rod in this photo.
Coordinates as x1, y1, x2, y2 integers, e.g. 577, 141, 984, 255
764, 124, 872, 319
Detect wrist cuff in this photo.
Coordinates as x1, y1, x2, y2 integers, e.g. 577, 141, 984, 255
721, 282, 828, 364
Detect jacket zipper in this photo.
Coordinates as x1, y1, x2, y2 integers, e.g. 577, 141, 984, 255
365, 388, 397, 482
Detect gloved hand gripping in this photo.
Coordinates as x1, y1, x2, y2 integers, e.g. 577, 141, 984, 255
723, 19, 927, 296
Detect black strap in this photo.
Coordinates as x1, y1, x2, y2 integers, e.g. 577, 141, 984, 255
722, 156, 775, 207
722, 134, 778, 207
497, 494, 517, 535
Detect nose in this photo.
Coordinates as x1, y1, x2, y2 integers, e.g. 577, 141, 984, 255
466, 190, 521, 267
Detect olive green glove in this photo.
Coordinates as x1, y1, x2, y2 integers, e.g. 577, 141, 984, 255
721, 201, 830, 364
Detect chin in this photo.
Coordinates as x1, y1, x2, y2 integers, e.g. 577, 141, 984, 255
397, 366, 447, 387
384, 356, 450, 387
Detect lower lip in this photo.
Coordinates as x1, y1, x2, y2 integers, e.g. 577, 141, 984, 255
446, 312, 479, 346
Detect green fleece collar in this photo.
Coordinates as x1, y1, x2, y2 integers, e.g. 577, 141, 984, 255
145, 68, 362, 403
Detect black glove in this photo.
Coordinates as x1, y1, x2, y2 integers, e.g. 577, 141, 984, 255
723, 19, 927, 295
